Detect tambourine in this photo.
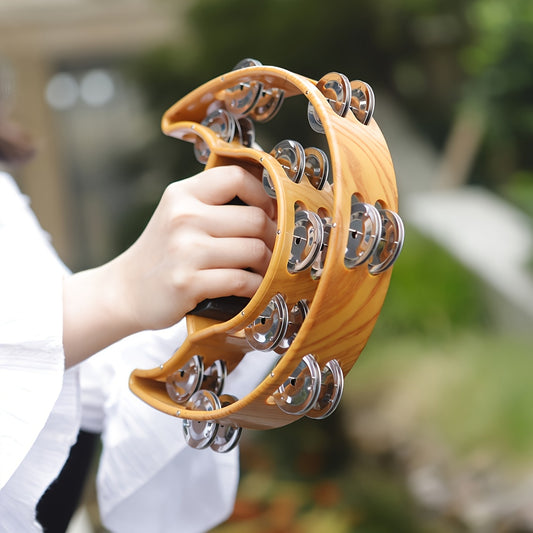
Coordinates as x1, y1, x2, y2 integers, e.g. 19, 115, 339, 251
129, 59, 404, 452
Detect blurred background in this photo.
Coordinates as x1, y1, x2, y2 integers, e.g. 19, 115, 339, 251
2, 0, 533, 531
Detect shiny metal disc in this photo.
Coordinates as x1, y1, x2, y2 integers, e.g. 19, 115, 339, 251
250, 87, 285, 122
193, 109, 237, 164
202, 360, 227, 396
237, 116, 255, 147
273, 354, 322, 415
274, 300, 309, 354
210, 394, 242, 453
201, 108, 236, 142
369, 209, 405, 274
311, 217, 332, 280
182, 390, 221, 450
232, 58, 262, 70
193, 138, 210, 165
244, 293, 289, 351
304, 147, 329, 190
224, 80, 263, 117
308, 72, 352, 133
166, 355, 204, 404
262, 169, 276, 199
287, 210, 324, 273
344, 201, 382, 268
307, 359, 344, 420
271, 139, 305, 183
350, 80, 375, 125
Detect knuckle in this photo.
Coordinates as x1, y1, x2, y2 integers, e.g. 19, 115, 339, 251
246, 207, 270, 235
250, 238, 270, 265
229, 270, 252, 295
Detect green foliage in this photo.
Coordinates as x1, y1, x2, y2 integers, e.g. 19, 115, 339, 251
355, 333, 533, 463
375, 226, 491, 338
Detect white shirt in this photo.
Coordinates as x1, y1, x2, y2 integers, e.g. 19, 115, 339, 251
0, 172, 240, 532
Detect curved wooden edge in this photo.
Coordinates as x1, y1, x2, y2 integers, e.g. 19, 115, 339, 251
130, 64, 399, 430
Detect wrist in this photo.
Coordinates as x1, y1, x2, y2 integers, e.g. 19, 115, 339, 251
62, 258, 141, 368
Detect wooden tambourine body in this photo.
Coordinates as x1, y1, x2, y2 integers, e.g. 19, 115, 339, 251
129, 63, 399, 435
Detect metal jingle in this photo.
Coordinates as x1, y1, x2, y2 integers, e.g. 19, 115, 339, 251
307, 359, 344, 420
201, 108, 237, 142
244, 293, 289, 352
274, 300, 310, 354
350, 80, 375, 126
210, 394, 242, 453
311, 217, 332, 280
193, 138, 210, 165
262, 139, 305, 199
273, 354, 322, 415
304, 147, 329, 190
344, 201, 382, 269
369, 209, 405, 275
308, 72, 352, 134
182, 390, 221, 450
224, 79, 264, 117
202, 360, 227, 396
249, 87, 285, 123
232, 58, 263, 70
262, 169, 276, 199
193, 109, 237, 164
237, 116, 255, 147
272, 139, 306, 183
287, 210, 325, 273
166, 355, 204, 404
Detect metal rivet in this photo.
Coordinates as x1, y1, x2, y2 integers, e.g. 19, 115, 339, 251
176, 410, 181, 417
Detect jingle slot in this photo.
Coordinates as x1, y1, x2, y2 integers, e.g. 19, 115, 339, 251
307, 359, 344, 420
349, 80, 375, 125
344, 199, 382, 269
244, 293, 289, 351
182, 390, 221, 450
287, 210, 324, 273
304, 147, 329, 190
368, 209, 405, 275
308, 72, 352, 134
166, 355, 204, 404
202, 360, 227, 396
262, 139, 306, 199
193, 109, 237, 164
273, 354, 322, 415
274, 300, 310, 354
210, 394, 242, 453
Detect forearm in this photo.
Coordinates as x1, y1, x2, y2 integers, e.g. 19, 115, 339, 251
62, 259, 140, 368
61, 166, 275, 368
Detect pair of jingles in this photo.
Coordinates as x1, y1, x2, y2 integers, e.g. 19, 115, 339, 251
129, 59, 404, 453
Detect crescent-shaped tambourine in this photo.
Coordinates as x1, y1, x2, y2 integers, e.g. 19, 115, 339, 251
129, 59, 404, 453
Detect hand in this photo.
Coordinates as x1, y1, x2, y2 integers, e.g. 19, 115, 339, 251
117, 164, 277, 330
62, 165, 277, 367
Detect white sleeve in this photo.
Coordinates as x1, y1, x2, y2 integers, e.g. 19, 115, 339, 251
79, 323, 240, 533
0, 172, 81, 529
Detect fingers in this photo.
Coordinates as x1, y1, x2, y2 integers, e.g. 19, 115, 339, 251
184, 164, 277, 220
191, 236, 272, 276
192, 268, 264, 302
197, 204, 277, 250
